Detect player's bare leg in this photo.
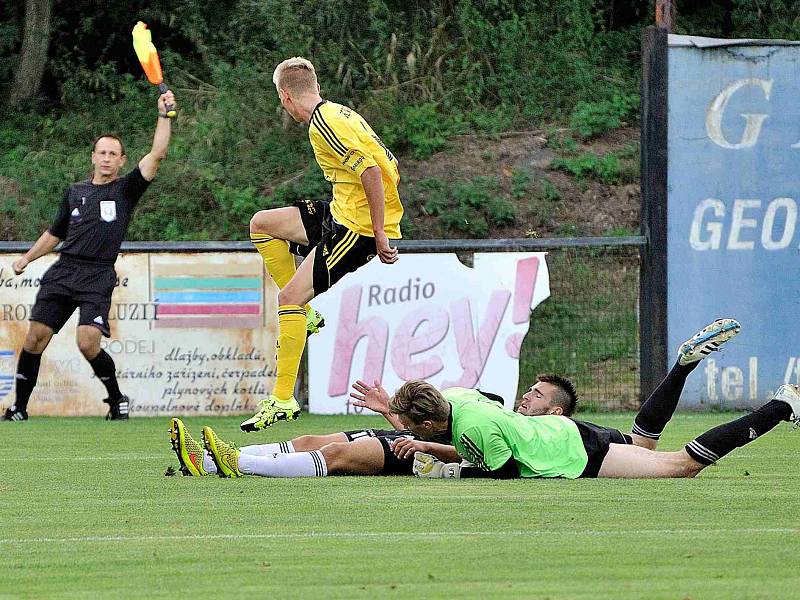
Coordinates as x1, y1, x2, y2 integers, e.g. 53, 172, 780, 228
602, 387, 798, 478
250, 206, 309, 245
238, 432, 349, 456
23, 321, 54, 354
319, 438, 387, 475
597, 445, 703, 478
231, 435, 386, 477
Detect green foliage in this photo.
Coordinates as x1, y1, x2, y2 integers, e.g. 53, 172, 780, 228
539, 179, 561, 202
510, 168, 532, 200
552, 153, 623, 184
376, 101, 461, 159
570, 93, 639, 138
420, 176, 515, 237
552, 147, 638, 185
0, 2, 784, 240
606, 226, 638, 237
518, 248, 638, 403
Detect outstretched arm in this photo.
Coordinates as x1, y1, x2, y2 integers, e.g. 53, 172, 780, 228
350, 379, 405, 430
13, 231, 61, 275
138, 91, 175, 181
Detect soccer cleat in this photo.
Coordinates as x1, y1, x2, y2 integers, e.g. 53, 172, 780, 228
306, 307, 325, 337
773, 384, 800, 425
239, 395, 301, 432
1, 405, 28, 422
202, 426, 242, 478
169, 418, 208, 476
678, 318, 741, 365
104, 395, 130, 420
412, 452, 462, 479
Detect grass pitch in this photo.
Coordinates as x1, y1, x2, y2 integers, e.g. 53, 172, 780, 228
2, 412, 799, 599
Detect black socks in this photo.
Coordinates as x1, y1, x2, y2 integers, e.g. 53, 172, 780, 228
88, 350, 123, 402
632, 360, 699, 440
685, 400, 792, 465
13, 350, 43, 411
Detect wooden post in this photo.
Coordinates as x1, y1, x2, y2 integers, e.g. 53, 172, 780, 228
639, 26, 669, 403
655, 0, 676, 32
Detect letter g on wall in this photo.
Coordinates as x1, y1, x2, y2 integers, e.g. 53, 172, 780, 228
706, 78, 772, 149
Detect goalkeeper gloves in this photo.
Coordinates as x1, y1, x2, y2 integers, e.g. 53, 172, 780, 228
413, 451, 461, 479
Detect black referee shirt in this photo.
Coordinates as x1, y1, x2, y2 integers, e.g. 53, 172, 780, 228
49, 167, 150, 263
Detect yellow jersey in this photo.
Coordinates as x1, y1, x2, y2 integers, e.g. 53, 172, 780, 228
308, 100, 403, 239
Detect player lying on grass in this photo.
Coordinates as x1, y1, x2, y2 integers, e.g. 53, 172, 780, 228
407, 379, 800, 478
169, 319, 745, 478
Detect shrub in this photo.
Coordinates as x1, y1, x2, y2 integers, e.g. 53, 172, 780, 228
570, 94, 639, 138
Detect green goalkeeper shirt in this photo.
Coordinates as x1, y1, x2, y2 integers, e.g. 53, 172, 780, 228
442, 388, 589, 479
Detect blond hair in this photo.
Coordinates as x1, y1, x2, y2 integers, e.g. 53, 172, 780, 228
389, 380, 449, 424
273, 57, 318, 94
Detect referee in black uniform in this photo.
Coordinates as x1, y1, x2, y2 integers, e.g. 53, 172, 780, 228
2, 91, 175, 422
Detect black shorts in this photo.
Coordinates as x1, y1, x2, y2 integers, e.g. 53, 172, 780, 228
289, 199, 378, 294
30, 257, 115, 337
573, 419, 633, 478
343, 428, 417, 476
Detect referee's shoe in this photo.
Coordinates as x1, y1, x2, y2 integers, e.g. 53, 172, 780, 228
1, 405, 28, 421
104, 395, 130, 420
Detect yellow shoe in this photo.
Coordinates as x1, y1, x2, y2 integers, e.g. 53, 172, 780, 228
239, 395, 301, 432
202, 426, 242, 478
168, 418, 208, 476
306, 307, 325, 337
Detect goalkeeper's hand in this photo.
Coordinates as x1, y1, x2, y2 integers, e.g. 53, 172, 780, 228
413, 452, 461, 479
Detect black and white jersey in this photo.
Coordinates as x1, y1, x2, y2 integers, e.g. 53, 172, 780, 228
49, 167, 150, 263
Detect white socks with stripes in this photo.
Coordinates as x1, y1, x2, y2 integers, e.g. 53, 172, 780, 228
239, 441, 295, 456
202, 452, 218, 474
237, 450, 328, 477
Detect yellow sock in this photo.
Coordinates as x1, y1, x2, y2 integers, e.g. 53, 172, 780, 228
250, 233, 295, 289
273, 305, 307, 400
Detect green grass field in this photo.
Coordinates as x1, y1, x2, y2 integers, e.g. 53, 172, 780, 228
2, 413, 799, 600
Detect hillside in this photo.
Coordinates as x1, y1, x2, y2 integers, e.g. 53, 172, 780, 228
399, 126, 640, 240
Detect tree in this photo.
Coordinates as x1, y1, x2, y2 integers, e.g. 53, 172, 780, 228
7, 0, 52, 105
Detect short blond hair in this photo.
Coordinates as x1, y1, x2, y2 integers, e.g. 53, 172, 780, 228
273, 57, 318, 94
389, 380, 449, 424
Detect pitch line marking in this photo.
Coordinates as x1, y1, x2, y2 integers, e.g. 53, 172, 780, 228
0, 455, 164, 462
1, 528, 797, 545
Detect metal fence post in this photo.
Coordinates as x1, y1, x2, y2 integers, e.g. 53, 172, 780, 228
639, 26, 669, 403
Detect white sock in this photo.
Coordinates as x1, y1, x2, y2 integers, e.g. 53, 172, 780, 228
239, 440, 295, 456
202, 451, 217, 474
238, 450, 327, 477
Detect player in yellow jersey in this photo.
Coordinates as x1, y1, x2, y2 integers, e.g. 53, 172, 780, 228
241, 57, 403, 432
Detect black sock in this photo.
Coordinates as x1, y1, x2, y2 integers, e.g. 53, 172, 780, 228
632, 359, 699, 440
685, 400, 792, 465
14, 350, 43, 411
88, 350, 123, 402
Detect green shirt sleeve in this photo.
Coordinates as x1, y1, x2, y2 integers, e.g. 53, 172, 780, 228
458, 424, 513, 471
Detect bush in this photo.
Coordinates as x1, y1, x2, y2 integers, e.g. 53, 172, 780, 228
419, 175, 515, 237
552, 148, 638, 185
570, 94, 639, 138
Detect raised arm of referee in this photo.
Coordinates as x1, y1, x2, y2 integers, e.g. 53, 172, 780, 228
2, 91, 175, 422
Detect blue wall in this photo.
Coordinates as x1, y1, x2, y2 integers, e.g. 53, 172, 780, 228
668, 40, 800, 407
